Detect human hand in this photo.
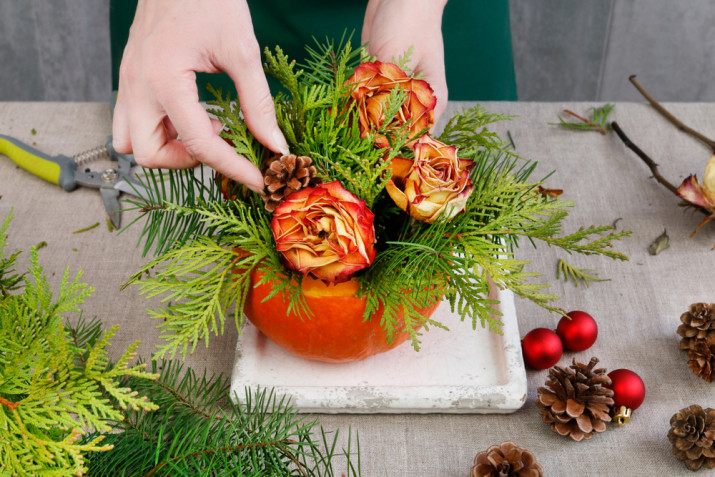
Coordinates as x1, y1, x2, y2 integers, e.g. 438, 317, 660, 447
362, 0, 449, 123
112, 0, 289, 193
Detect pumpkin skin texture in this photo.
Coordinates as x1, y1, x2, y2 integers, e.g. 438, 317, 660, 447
244, 271, 440, 363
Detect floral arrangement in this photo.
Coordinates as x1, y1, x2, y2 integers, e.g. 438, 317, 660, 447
128, 38, 629, 360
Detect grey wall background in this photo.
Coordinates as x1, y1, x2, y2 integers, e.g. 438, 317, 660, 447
1, 0, 714, 102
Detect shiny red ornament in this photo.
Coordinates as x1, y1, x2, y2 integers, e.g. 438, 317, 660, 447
521, 328, 563, 369
556, 311, 598, 351
606, 368, 646, 425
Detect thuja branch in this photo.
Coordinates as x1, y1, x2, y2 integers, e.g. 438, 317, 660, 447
611, 121, 710, 216
0, 396, 19, 411
629, 75, 715, 151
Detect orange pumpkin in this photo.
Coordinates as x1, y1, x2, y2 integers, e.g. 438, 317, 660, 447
243, 271, 440, 363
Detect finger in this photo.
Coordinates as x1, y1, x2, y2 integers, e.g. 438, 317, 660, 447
163, 116, 179, 139
219, 39, 290, 156
157, 73, 264, 190
125, 78, 199, 170
210, 118, 224, 135
112, 90, 133, 154
129, 106, 200, 170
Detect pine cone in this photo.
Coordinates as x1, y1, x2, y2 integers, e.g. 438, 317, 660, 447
687, 335, 715, 383
262, 154, 320, 212
678, 303, 715, 350
471, 441, 544, 477
536, 357, 615, 442
668, 404, 715, 471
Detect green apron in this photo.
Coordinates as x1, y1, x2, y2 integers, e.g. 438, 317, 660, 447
110, 0, 516, 101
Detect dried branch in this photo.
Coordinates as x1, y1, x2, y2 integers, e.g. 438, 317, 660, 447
611, 121, 710, 216
629, 75, 715, 152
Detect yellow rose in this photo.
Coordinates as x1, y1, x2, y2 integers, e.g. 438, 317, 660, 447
385, 135, 475, 223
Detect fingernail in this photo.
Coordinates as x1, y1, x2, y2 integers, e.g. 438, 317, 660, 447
272, 127, 290, 156
246, 183, 265, 196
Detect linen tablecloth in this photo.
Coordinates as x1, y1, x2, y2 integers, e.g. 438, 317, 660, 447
1, 101, 712, 476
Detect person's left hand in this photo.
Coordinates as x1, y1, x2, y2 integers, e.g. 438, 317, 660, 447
362, 0, 449, 123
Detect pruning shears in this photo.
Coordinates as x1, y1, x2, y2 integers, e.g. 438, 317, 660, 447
0, 134, 149, 228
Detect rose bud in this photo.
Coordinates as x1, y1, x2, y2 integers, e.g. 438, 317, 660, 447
385, 135, 475, 223
347, 61, 436, 149
677, 154, 715, 211
271, 181, 377, 283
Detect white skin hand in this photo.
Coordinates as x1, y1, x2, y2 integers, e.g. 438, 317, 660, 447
112, 0, 290, 193
362, 0, 449, 123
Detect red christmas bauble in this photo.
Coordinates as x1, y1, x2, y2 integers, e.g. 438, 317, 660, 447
522, 328, 563, 369
606, 369, 646, 410
556, 311, 598, 351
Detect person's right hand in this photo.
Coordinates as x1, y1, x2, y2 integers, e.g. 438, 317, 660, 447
112, 0, 289, 193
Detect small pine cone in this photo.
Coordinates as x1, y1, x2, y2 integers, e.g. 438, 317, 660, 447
668, 404, 715, 471
678, 303, 715, 350
536, 357, 615, 442
687, 335, 715, 383
471, 441, 544, 477
262, 154, 320, 212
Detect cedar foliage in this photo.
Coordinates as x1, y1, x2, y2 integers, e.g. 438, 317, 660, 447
0, 211, 158, 476
126, 37, 631, 359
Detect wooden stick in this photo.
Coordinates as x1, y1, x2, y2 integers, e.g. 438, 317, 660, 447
611, 121, 710, 216
629, 75, 715, 151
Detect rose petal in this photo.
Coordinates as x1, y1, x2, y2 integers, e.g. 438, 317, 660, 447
677, 175, 715, 209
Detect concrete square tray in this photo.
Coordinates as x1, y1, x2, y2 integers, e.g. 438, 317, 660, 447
230, 285, 526, 414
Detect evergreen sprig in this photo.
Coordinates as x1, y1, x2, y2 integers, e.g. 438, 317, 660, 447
0, 214, 157, 476
84, 359, 361, 476
552, 103, 615, 133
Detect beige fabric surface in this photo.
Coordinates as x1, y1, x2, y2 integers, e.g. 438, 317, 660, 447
0, 101, 713, 476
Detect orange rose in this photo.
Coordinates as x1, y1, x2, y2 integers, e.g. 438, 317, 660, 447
385, 135, 475, 223
271, 181, 377, 283
348, 61, 436, 148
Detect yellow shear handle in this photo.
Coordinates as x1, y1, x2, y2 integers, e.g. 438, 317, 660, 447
0, 135, 77, 191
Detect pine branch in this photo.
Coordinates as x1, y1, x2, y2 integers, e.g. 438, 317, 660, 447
84, 360, 361, 477
128, 167, 226, 256
551, 104, 614, 134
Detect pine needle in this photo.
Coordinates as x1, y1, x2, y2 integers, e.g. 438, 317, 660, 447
552, 103, 615, 134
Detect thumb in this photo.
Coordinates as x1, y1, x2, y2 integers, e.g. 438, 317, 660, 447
220, 43, 290, 156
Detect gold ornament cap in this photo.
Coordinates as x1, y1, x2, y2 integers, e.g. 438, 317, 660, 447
613, 405, 632, 426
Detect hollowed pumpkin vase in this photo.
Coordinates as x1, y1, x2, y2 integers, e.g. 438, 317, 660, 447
243, 271, 440, 363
